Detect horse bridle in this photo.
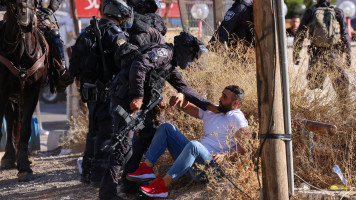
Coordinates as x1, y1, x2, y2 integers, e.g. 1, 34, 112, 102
0, 0, 48, 83
3, 0, 40, 59
5, 0, 36, 28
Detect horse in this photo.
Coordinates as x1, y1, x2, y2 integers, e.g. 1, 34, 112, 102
0, 0, 49, 182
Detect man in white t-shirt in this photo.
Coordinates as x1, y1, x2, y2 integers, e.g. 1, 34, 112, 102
126, 85, 250, 198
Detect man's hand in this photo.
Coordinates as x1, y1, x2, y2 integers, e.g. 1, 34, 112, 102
169, 93, 187, 108
155, 98, 168, 112
212, 153, 225, 165
130, 98, 143, 115
158, 99, 168, 109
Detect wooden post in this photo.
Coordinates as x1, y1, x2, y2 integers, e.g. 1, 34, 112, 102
68, 0, 81, 119
178, 0, 188, 32
253, 0, 289, 199
69, 0, 80, 36
213, 0, 225, 29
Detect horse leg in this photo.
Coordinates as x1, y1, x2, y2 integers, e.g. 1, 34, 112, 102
17, 85, 41, 182
12, 102, 21, 158
1, 101, 18, 169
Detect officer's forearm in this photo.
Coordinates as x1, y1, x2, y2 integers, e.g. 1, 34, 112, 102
182, 87, 211, 110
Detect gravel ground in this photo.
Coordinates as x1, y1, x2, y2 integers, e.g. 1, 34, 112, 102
0, 152, 98, 200
0, 151, 209, 200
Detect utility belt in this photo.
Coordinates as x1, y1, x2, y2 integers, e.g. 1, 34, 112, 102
81, 80, 110, 102
81, 83, 97, 102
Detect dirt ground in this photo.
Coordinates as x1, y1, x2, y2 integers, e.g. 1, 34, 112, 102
0, 151, 210, 200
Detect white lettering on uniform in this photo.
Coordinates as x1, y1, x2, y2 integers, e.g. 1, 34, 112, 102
156, 48, 168, 57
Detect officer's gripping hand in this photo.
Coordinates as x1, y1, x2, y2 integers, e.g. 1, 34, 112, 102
169, 93, 186, 108
130, 98, 143, 116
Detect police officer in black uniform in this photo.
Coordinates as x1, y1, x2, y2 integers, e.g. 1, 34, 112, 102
293, 0, 351, 120
98, 0, 167, 196
99, 32, 218, 200
69, 0, 133, 187
209, 0, 254, 47
126, 0, 166, 47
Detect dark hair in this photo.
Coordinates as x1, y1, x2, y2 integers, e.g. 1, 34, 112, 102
291, 15, 300, 19
225, 85, 245, 105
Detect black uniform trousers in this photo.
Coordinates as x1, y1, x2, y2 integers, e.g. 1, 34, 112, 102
82, 98, 113, 182
99, 91, 157, 199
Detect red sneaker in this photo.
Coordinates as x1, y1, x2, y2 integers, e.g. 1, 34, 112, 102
140, 177, 168, 198
127, 163, 156, 182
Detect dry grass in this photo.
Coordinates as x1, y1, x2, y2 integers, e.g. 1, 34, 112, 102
61, 111, 88, 152
288, 46, 356, 192
66, 32, 356, 199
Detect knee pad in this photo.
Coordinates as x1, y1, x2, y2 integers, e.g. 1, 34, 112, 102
47, 29, 65, 60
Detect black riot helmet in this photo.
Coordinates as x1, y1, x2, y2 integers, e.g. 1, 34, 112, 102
174, 32, 209, 69
48, 0, 64, 12
104, 0, 134, 28
127, 0, 160, 14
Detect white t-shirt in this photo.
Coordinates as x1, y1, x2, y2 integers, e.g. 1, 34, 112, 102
198, 108, 248, 154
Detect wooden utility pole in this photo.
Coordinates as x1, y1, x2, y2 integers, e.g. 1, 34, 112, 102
178, 0, 188, 32
213, 0, 225, 29
68, 0, 81, 119
253, 0, 289, 199
69, 0, 80, 36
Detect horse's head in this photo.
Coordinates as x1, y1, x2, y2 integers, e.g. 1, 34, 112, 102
3, 0, 37, 28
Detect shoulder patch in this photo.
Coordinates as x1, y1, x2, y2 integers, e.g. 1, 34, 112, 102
117, 39, 126, 46
224, 11, 235, 21
156, 48, 168, 58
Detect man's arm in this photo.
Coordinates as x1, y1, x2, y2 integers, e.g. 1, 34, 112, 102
335, 8, 352, 67
167, 69, 214, 111
170, 94, 200, 118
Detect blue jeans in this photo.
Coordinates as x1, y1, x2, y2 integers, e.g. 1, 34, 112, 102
144, 123, 213, 182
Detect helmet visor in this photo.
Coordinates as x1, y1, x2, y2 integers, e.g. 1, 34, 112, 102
121, 7, 134, 28
178, 45, 209, 69
196, 45, 209, 68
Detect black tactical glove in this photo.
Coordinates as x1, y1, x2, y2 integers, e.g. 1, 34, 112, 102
48, 0, 64, 12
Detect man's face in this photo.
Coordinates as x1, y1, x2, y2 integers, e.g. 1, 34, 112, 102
290, 17, 300, 30
218, 89, 236, 113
